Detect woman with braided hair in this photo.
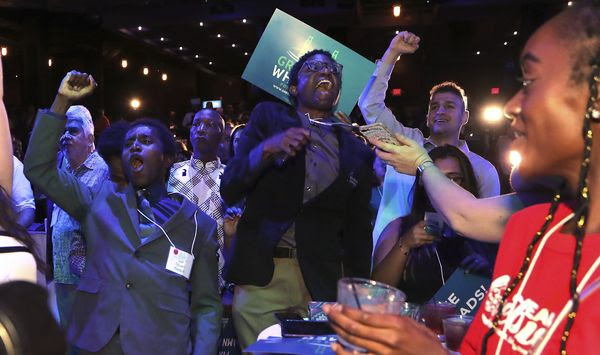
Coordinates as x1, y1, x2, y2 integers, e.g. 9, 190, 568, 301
324, 1, 600, 354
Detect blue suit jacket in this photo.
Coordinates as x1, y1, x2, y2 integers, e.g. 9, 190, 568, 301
25, 110, 222, 354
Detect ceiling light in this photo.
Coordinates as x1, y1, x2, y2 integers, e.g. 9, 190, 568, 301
217, 34, 221, 38
503, 41, 508, 46
137, 26, 142, 31
476, 51, 481, 55
244, 52, 248, 56
162, 73, 167, 81
513, 31, 518, 36
392, 5, 401, 17
179, 46, 183, 51
121, 59, 128, 68
199, 21, 204, 27
0, 47, 7, 56
195, 54, 199, 59
48, 58, 52, 67
242, 18, 247, 23
231, 43, 236, 48
130, 98, 141, 110
482, 105, 504, 123
209, 61, 213, 65
143, 67, 149, 75
395, 30, 399, 35
568, 1, 574, 6
160, 37, 165, 41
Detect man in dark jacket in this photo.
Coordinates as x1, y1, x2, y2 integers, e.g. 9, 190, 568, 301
220, 49, 374, 350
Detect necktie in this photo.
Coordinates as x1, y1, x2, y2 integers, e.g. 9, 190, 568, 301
137, 190, 157, 243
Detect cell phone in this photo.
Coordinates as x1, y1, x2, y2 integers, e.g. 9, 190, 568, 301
274, 312, 334, 337
358, 123, 401, 146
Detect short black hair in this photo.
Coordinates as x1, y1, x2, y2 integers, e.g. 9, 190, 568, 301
97, 121, 129, 161
127, 118, 177, 158
288, 49, 341, 106
429, 82, 468, 111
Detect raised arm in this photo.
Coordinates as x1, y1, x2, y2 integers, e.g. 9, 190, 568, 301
0, 56, 13, 194
24, 71, 98, 221
372, 134, 522, 243
358, 32, 424, 142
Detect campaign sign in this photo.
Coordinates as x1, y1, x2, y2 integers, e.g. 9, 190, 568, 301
242, 8, 375, 115
432, 268, 491, 316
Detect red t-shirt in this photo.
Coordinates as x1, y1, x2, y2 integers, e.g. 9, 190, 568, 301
461, 202, 600, 354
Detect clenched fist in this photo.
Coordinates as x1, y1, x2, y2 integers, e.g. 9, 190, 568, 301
57, 71, 97, 101
388, 31, 420, 55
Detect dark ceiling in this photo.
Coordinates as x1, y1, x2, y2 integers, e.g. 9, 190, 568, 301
0, 0, 567, 133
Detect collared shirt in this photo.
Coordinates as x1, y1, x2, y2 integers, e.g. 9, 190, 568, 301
51, 150, 108, 284
167, 157, 226, 288
359, 60, 500, 248
11, 156, 35, 214
277, 112, 340, 248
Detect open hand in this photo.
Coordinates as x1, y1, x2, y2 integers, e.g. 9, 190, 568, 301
57, 71, 97, 101
370, 133, 431, 175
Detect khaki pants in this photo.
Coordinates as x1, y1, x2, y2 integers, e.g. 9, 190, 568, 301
232, 258, 312, 352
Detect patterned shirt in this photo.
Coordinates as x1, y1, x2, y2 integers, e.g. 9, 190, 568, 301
51, 151, 108, 284
167, 158, 226, 289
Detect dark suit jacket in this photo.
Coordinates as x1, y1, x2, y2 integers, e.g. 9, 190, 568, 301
24, 110, 222, 355
220, 102, 374, 301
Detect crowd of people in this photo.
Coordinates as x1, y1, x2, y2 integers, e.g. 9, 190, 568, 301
0, 1, 598, 354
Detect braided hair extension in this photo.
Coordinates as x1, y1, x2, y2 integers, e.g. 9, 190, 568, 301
481, 2, 600, 354
480, 193, 562, 354
559, 56, 600, 355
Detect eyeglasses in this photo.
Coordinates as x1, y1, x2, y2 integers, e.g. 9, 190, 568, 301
301, 60, 343, 74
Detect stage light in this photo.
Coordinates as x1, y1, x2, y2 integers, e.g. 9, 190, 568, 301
217, 34, 221, 38
568, 1, 574, 6
195, 54, 199, 59
48, 58, 52, 67
503, 41, 508, 46
0, 47, 6, 56
244, 52, 248, 56
476, 51, 481, 55
508, 150, 522, 168
179, 46, 183, 51
160, 37, 165, 41
142, 67, 149, 75
121, 59, 128, 68
162, 73, 167, 81
130, 98, 141, 110
231, 43, 236, 48
137, 26, 142, 31
242, 18, 247, 23
482, 105, 504, 123
513, 31, 518, 36
199, 21, 204, 27
209, 61, 213, 65
393, 5, 401, 17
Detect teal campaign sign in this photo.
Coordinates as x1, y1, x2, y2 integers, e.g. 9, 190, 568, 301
242, 8, 375, 115
432, 268, 491, 316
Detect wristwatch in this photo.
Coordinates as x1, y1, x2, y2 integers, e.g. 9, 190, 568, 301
417, 160, 435, 174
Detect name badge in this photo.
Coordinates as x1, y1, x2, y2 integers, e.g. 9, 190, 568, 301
165, 246, 194, 279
